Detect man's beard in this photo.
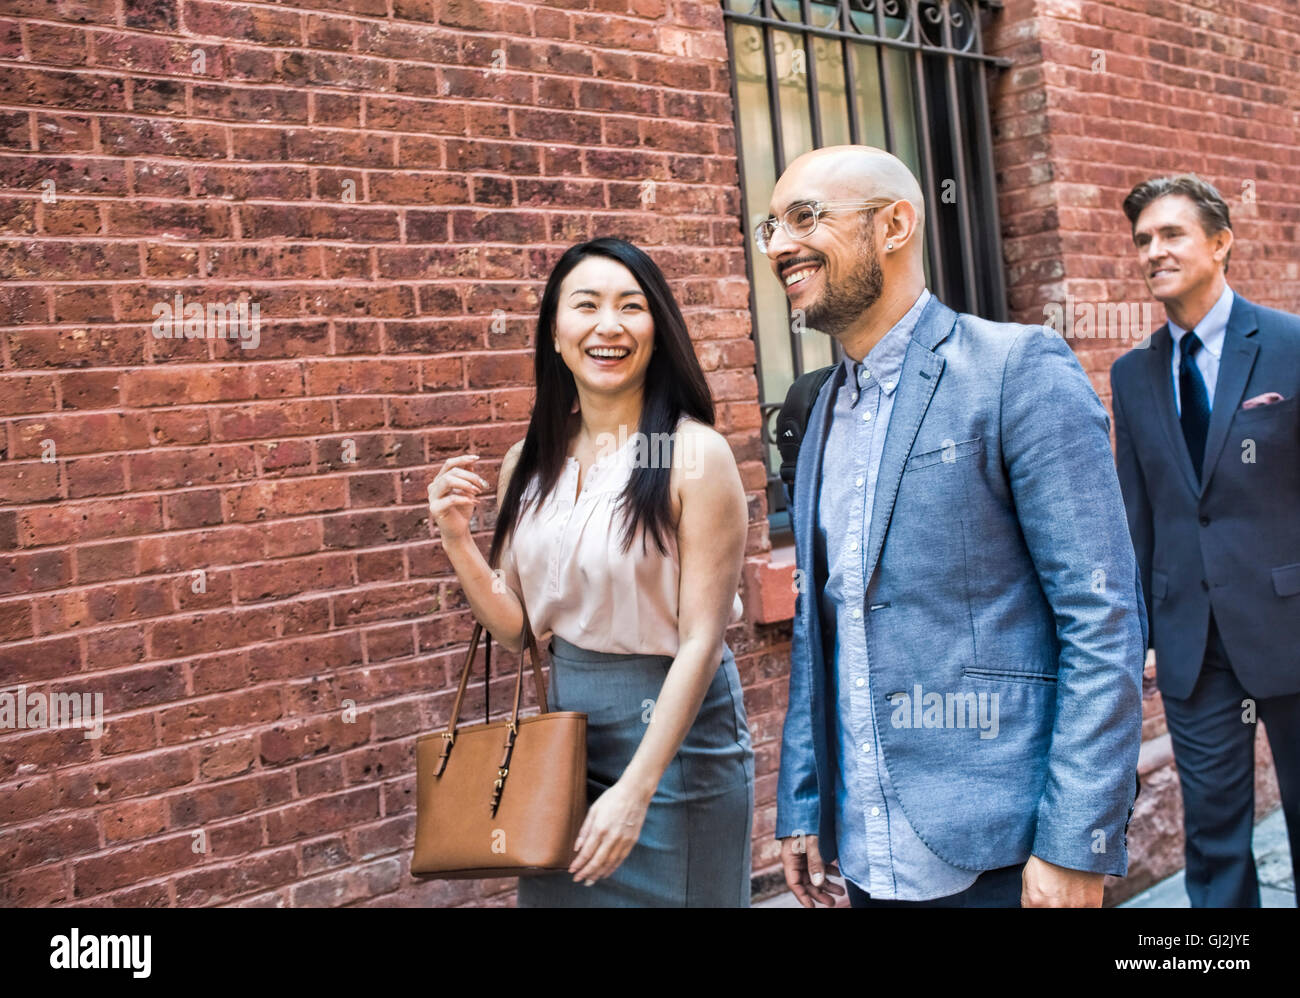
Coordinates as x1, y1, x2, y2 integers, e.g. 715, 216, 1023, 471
804, 236, 884, 336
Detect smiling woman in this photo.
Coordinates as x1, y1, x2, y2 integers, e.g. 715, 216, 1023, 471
557, 271, 656, 387
427, 237, 755, 907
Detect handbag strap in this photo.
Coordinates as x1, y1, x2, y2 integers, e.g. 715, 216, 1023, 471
435, 602, 549, 811
482, 604, 546, 721
441, 601, 546, 741
483, 630, 490, 727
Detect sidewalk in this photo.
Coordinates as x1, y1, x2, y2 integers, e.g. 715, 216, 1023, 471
1119, 807, 1294, 907
754, 808, 1293, 907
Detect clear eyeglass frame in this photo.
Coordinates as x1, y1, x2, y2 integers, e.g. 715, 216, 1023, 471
754, 198, 898, 253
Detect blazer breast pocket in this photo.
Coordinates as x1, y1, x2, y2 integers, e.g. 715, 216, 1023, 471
904, 436, 982, 472
1234, 393, 1296, 426
1232, 395, 1296, 459
1273, 562, 1300, 598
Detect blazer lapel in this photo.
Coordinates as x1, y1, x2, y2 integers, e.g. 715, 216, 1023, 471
1199, 297, 1260, 493
1144, 324, 1200, 496
862, 298, 952, 588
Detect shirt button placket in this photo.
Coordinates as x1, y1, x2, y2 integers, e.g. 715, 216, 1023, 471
550, 463, 579, 594
860, 400, 890, 893
851, 419, 875, 886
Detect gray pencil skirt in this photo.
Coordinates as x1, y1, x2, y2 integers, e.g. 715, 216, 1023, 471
515, 634, 755, 908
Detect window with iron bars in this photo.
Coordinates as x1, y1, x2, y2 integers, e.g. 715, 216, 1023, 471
722, 0, 1011, 537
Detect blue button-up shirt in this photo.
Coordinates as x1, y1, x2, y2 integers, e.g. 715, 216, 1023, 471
815, 287, 979, 901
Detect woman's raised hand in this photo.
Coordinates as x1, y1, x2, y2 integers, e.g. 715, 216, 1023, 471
428, 454, 490, 542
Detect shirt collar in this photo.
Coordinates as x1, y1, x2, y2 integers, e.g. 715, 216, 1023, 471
839, 288, 929, 407
1168, 284, 1233, 360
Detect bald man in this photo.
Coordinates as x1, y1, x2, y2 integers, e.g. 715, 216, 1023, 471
768, 146, 1146, 908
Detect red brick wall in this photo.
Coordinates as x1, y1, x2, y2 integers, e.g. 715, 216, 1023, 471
987, 0, 1300, 398
0, 0, 785, 907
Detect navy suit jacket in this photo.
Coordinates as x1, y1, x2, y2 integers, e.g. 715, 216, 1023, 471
1110, 293, 1300, 700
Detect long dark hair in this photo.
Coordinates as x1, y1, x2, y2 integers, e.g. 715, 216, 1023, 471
487, 237, 714, 569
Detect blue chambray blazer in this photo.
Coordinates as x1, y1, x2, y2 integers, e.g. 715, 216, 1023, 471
775, 294, 1147, 875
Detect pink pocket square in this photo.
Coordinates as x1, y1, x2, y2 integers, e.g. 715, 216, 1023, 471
1242, 392, 1285, 410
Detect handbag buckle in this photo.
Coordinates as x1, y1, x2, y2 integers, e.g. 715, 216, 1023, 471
433, 730, 455, 778
489, 767, 510, 816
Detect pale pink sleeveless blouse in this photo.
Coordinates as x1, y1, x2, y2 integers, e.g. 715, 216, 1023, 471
500, 418, 744, 657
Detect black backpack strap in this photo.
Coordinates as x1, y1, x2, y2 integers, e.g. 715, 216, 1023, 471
776, 364, 835, 494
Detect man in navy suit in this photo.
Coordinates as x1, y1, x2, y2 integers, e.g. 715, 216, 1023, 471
1110, 174, 1300, 907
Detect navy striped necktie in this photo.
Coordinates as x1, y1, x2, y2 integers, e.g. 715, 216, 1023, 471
1178, 330, 1211, 480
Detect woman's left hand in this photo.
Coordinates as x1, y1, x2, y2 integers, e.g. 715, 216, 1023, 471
568, 779, 652, 885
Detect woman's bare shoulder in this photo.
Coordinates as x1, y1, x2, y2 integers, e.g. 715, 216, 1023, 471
670, 419, 740, 517
673, 417, 735, 465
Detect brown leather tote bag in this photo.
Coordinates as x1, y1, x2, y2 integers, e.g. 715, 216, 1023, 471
411, 607, 588, 879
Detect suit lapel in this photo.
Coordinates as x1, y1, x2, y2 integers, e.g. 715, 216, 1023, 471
862, 298, 953, 588
1199, 297, 1260, 493
1144, 324, 1200, 496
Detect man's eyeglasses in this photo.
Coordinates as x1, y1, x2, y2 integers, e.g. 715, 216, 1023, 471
754, 198, 898, 253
